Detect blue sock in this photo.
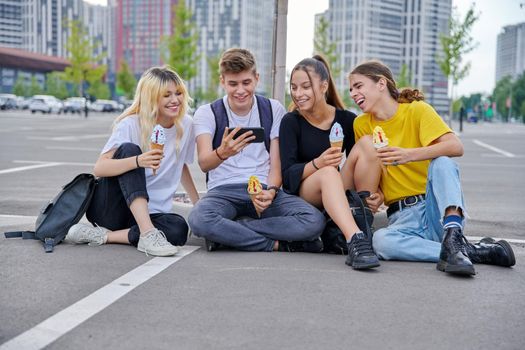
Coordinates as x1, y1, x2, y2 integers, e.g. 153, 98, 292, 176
443, 215, 462, 229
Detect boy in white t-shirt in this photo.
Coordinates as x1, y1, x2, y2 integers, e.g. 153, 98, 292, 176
189, 48, 325, 252
64, 66, 199, 257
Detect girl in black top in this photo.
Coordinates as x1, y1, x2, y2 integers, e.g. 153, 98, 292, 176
279, 55, 382, 270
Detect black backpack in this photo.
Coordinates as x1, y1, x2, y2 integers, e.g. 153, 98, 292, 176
4, 173, 97, 253
321, 190, 375, 255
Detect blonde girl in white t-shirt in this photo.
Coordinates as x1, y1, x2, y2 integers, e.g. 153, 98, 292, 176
65, 66, 199, 257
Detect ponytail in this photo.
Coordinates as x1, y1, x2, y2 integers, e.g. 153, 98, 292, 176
350, 60, 426, 104
289, 55, 345, 111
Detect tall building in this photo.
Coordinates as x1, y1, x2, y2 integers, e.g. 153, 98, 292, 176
15, 0, 112, 65
0, 0, 23, 48
495, 22, 525, 83
114, 0, 177, 75
316, 0, 450, 115
188, 0, 275, 96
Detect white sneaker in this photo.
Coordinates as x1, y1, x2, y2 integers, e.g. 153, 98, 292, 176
65, 223, 108, 246
137, 228, 178, 256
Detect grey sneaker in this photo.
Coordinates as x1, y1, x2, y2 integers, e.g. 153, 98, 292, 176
137, 228, 178, 256
65, 223, 108, 246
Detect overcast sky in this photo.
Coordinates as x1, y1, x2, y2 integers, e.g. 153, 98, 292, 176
86, 0, 525, 96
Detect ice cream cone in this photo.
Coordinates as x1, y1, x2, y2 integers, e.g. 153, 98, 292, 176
249, 193, 262, 217
150, 125, 166, 176
247, 175, 263, 218
330, 140, 344, 151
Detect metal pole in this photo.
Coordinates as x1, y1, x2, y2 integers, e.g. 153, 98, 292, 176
271, 0, 288, 104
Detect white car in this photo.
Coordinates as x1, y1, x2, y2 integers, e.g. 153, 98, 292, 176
29, 95, 63, 114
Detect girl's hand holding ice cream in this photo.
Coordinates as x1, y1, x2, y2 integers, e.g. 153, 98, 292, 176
150, 125, 166, 175
314, 147, 343, 169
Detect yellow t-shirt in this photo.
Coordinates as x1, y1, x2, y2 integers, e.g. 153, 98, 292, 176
353, 100, 452, 205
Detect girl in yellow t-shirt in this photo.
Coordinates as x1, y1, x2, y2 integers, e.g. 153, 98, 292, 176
349, 60, 515, 275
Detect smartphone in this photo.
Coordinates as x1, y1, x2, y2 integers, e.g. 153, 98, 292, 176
228, 127, 265, 143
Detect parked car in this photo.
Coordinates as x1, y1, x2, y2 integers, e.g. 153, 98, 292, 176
90, 99, 124, 113
0, 94, 18, 110
16, 96, 30, 110
63, 97, 87, 114
29, 95, 64, 114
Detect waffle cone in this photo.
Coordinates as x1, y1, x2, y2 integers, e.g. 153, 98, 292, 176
250, 193, 262, 217
150, 143, 164, 175
330, 140, 343, 150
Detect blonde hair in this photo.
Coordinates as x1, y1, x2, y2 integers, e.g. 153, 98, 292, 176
114, 66, 191, 152
349, 60, 425, 103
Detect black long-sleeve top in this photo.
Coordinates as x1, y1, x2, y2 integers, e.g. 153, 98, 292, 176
279, 109, 357, 195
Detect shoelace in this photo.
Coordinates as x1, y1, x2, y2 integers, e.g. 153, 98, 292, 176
86, 224, 106, 246
353, 238, 374, 255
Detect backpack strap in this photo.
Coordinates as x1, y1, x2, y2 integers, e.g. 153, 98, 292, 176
210, 98, 229, 151
44, 238, 55, 253
255, 95, 273, 153
4, 231, 37, 239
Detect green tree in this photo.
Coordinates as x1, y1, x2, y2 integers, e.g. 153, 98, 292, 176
162, 0, 199, 81
313, 16, 341, 79
437, 3, 479, 121
29, 76, 43, 96
116, 60, 137, 100
520, 101, 525, 123
396, 63, 412, 89
87, 80, 111, 100
13, 76, 28, 96
62, 20, 107, 97
492, 76, 513, 121
511, 72, 525, 121
45, 71, 69, 99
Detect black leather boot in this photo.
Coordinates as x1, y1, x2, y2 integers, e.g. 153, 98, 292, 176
437, 227, 475, 275
466, 237, 516, 267
345, 231, 380, 270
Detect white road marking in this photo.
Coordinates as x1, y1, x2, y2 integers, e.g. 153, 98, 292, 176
45, 146, 100, 152
0, 245, 200, 350
0, 162, 61, 175
0, 214, 38, 219
472, 139, 515, 158
13, 160, 94, 167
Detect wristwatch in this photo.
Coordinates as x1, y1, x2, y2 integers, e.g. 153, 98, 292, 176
267, 185, 280, 197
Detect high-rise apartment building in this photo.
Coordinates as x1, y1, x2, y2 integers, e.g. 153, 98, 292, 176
114, 0, 177, 75
316, 0, 450, 115
188, 0, 275, 96
0, 0, 23, 48
495, 22, 525, 83
10, 0, 112, 66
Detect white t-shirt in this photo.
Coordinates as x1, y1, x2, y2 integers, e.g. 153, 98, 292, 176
193, 95, 285, 190
101, 114, 195, 213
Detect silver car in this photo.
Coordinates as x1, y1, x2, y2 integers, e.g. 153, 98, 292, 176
29, 95, 64, 114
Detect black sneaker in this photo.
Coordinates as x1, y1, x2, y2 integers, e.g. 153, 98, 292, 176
345, 232, 380, 269
466, 237, 516, 267
279, 238, 323, 253
436, 227, 475, 275
205, 239, 221, 252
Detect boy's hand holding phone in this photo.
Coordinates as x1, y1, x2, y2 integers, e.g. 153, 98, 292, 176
217, 126, 256, 159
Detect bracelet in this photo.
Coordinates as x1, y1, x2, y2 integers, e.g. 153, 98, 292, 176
215, 148, 227, 161
135, 155, 140, 168
311, 159, 319, 170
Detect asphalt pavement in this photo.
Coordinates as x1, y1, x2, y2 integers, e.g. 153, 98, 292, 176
0, 110, 524, 350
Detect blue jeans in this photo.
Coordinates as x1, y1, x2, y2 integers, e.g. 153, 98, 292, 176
188, 183, 326, 251
373, 157, 466, 262
86, 143, 188, 247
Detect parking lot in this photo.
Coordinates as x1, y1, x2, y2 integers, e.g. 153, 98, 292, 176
1, 110, 524, 350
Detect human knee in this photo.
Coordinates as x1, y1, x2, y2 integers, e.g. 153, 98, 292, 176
429, 156, 458, 175
115, 142, 142, 158
317, 165, 340, 177
372, 229, 398, 260
188, 201, 217, 236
